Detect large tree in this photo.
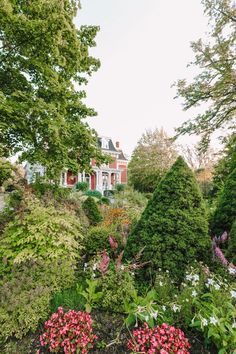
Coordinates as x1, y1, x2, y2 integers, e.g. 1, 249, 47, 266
0, 0, 106, 178
128, 128, 178, 193
175, 0, 236, 147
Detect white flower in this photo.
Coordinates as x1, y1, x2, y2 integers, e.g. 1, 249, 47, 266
193, 274, 199, 282
232, 322, 236, 329
151, 311, 158, 319
207, 278, 214, 285
120, 265, 125, 271
229, 267, 236, 275
84, 263, 88, 268
162, 305, 166, 311
92, 273, 96, 278
201, 318, 208, 327
186, 275, 192, 281
185, 298, 189, 302
192, 290, 197, 297
214, 284, 220, 290
210, 316, 217, 325
159, 281, 163, 286
92, 263, 97, 271
144, 316, 149, 321
172, 304, 181, 313
230, 290, 236, 298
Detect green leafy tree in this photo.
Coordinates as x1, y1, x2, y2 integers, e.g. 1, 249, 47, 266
82, 196, 102, 226
0, 0, 106, 178
128, 128, 178, 193
211, 167, 236, 235
175, 0, 236, 147
126, 157, 210, 281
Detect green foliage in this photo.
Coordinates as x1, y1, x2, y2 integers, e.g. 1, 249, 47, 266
126, 156, 211, 281
82, 196, 102, 226
84, 225, 119, 258
212, 134, 236, 197
77, 278, 103, 313
0, 159, 15, 187
0, 0, 107, 177
175, 0, 236, 147
124, 289, 160, 328
211, 167, 236, 235
84, 189, 102, 199
115, 183, 125, 192
0, 259, 75, 342
97, 269, 136, 312
227, 220, 236, 264
129, 128, 178, 193
50, 287, 86, 314
32, 181, 71, 200
0, 194, 83, 275
76, 181, 89, 192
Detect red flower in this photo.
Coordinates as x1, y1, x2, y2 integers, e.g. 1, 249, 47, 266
127, 323, 190, 354
40, 308, 97, 354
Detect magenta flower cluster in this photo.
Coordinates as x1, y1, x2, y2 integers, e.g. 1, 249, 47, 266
127, 323, 191, 354
39, 307, 97, 354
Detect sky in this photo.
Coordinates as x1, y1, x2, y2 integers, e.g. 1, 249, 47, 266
76, 0, 210, 156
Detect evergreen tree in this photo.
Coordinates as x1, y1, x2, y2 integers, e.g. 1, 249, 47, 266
126, 156, 210, 281
212, 167, 236, 236
227, 219, 236, 264
82, 196, 102, 226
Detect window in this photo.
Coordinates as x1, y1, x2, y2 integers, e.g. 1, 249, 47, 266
101, 138, 109, 149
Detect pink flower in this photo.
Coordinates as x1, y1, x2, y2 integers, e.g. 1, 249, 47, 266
98, 250, 110, 275
109, 235, 119, 249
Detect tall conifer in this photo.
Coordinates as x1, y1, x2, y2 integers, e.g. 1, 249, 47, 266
126, 156, 210, 280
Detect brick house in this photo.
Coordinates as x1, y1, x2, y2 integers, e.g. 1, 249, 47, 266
25, 137, 128, 194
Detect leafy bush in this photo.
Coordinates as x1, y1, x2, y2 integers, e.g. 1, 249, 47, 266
31, 181, 71, 200
0, 194, 82, 275
125, 156, 210, 281
115, 183, 125, 192
84, 189, 102, 199
97, 269, 136, 312
211, 167, 236, 236
76, 181, 89, 191
127, 323, 191, 354
0, 259, 75, 341
40, 307, 97, 354
0, 159, 15, 187
82, 196, 102, 226
84, 225, 119, 258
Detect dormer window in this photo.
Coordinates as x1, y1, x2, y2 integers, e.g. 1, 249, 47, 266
101, 137, 109, 149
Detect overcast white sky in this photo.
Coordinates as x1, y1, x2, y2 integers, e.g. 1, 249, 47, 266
76, 0, 210, 156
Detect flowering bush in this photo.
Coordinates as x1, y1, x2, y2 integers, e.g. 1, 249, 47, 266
127, 323, 191, 354
40, 307, 97, 354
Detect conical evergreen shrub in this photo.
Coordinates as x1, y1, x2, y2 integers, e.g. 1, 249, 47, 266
227, 219, 236, 264
82, 196, 102, 226
212, 168, 236, 236
125, 156, 210, 281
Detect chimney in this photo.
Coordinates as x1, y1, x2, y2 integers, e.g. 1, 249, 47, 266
116, 141, 120, 149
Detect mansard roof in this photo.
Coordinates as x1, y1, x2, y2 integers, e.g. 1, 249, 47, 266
97, 136, 128, 161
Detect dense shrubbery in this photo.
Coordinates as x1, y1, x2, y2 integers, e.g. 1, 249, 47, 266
0, 193, 83, 342
82, 196, 103, 225
227, 220, 236, 264
84, 225, 120, 258
126, 157, 211, 281
0, 193, 82, 275
211, 167, 236, 236
0, 159, 15, 187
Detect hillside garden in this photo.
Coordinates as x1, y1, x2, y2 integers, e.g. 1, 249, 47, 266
0, 147, 236, 354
